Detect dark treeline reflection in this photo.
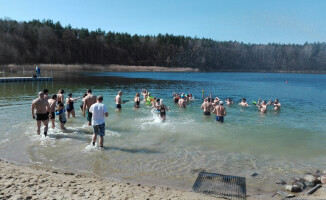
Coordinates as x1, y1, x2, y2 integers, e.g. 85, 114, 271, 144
1, 18, 326, 72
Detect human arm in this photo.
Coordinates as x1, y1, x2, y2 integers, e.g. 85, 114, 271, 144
31, 103, 35, 119
82, 100, 86, 117
257, 98, 261, 107
266, 99, 272, 106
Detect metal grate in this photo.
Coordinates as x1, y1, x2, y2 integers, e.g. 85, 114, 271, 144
192, 171, 246, 200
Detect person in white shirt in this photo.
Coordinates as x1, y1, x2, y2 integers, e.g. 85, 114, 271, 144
89, 95, 108, 148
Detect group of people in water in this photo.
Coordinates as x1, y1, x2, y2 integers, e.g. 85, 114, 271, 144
31, 88, 281, 147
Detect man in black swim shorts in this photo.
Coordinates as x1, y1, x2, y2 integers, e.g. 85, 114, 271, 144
32, 92, 50, 136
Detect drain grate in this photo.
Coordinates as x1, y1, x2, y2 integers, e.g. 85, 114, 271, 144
192, 171, 246, 200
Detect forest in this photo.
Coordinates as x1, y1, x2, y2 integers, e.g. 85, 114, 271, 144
0, 18, 326, 72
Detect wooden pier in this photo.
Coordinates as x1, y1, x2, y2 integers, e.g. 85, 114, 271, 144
0, 77, 53, 82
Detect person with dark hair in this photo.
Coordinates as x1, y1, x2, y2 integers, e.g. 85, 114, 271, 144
83, 89, 97, 126
57, 89, 65, 104
48, 94, 57, 129
55, 103, 66, 130
80, 93, 88, 111
43, 89, 49, 101
66, 93, 82, 118
134, 93, 140, 109
272, 99, 281, 110
31, 92, 50, 136
89, 95, 108, 148
239, 98, 249, 107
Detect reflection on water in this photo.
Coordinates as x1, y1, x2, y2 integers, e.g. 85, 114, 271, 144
0, 72, 326, 193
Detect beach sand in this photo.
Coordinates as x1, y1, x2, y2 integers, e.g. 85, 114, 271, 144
1, 160, 326, 200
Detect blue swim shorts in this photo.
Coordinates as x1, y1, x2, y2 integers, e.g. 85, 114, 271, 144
93, 123, 105, 137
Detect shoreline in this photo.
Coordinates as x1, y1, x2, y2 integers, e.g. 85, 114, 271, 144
0, 64, 199, 73
1, 64, 326, 74
1, 159, 325, 200
0, 159, 219, 200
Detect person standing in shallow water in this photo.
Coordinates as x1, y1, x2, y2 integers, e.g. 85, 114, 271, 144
66, 93, 82, 118
134, 93, 140, 109
114, 91, 122, 111
57, 89, 65, 104
89, 95, 108, 148
83, 89, 97, 126
213, 101, 226, 123
48, 94, 57, 129
31, 92, 50, 136
201, 98, 212, 115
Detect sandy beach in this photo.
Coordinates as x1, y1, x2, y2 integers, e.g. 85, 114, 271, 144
1, 160, 326, 200
0, 160, 218, 200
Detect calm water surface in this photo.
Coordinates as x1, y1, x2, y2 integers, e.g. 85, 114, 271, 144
0, 72, 326, 193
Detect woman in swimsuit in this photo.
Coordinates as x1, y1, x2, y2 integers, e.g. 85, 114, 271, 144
57, 89, 65, 104
158, 99, 170, 122
66, 93, 82, 118
80, 93, 87, 112
134, 93, 140, 109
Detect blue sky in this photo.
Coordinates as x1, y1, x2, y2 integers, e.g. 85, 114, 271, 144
0, 0, 325, 44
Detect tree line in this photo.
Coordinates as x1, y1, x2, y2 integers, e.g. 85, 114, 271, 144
0, 18, 326, 72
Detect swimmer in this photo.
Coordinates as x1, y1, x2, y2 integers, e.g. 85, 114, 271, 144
141, 89, 148, 102
158, 99, 170, 122
66, 93, 82, 118
201, 98, 213, 115
151, 97, 157, 108
213, 101, 226, 123
188, 93, 194, 101
271, 99, 281, 110
55, 103, 67, 130
173, 93, 180, 104
134, 93, 140, 109
83, 89, 97, 126
31, 91, 50, 136
256, 98, 271, 113
114, 91, 123, 110
57, 89, 65, 104
48, 94, 57, 129
43, 89, 49, 101
80, 93, 87, 112
178, 95, 187, 108
226, 98, 234, 105
212, 97, 220, 106
239, 98, 249, 107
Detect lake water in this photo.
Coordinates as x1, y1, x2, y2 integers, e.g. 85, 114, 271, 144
0, 72, 326, 193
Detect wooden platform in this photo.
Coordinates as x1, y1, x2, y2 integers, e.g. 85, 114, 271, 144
0, 77, 53, 82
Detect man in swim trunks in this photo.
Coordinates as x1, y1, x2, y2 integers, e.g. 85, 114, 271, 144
272, 99, 281, 110
43, 89, 49, 101
239, 98, 249, 107
83, 89, 97, 126
213, 101, 226, 123
201, 98, 213, 115
31, 91, 50, 136
114, 91, 122, 110
256, 98, 271, 113
48, 94, 57, 129
89, 95, 108, 148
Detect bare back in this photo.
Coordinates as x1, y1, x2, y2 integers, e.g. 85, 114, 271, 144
201, 102, 212, 112
32, 98, 50, 114
115, 95, 121, 104
85, 94, 97, 109
48, 99, 57, 112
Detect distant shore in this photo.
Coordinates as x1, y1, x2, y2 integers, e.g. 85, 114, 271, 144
1, 64, 325, 74
0, 64, 199, 73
